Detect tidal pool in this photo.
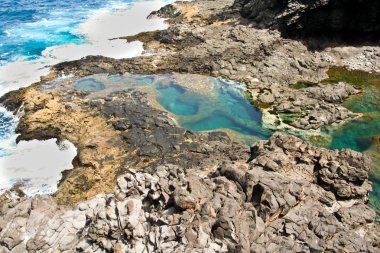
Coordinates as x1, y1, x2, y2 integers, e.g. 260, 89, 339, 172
319, 67, 380, 221
74, 78, 105, 92
73, 71, 380, 221
74, 73, 273, 143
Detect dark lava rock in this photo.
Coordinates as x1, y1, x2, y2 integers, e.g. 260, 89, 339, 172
90, 89, 248, 169
234, 0, 380, 44
1, 133, 379, 252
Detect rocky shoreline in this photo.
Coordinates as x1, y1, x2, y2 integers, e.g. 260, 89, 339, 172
1, 0, 380, 252
0, 133, 379, 252
49, 0, 380, 136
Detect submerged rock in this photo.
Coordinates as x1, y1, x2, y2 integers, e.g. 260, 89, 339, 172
267, 82, 360, 130
0, 0, 379, 252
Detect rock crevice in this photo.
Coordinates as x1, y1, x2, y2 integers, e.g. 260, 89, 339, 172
0, 133, 378, 252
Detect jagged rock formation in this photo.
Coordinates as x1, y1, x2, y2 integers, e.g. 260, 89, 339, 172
234, 0, 380, 42
0, 81, 246, 204
0, 0, 380, 252
254, 81, 361, 130
0, 133, 379, 252
48, 0, 380, 134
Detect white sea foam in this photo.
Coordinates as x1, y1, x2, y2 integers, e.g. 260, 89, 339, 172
0, 0, 176, 196
0, 0, 173, 96
77, 0, 170, 40
0, 139, 77, 196
0, 108, 76, 196
0, 60, 50, 96
41, 0, 172, 61
42, 40, 144, 61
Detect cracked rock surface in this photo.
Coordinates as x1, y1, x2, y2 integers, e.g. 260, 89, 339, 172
1, 133, 379, 252
0, 0, 380, 252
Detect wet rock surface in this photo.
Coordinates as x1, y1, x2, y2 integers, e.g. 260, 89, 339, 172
0, 82, 247, 204
49, 0, 380, 133
91, 89, 247, 169
0, 0, 380, 252
0, 133, 379, 252
257, 81, 361, 130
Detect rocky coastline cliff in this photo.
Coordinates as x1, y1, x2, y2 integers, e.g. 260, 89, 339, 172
0, 0, 380, 252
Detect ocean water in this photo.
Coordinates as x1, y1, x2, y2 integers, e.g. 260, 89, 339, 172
0, 0, 176, 64
0, 0, 378, 219
0, 107, 18, 158
1, 0, 89, 64
0, 0, 174, 95
0, 0, 175, 195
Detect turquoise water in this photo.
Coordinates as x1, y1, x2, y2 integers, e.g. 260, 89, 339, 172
74, 74, 273, 142
136, 76, 155, 86
326, 117, 378, 151
0, 0, 135, 64
318, 67, 380, 222
74, 79, 106, 92
156, 83, 200, 116
174, 83, 270, 140
107, 75, 124, 82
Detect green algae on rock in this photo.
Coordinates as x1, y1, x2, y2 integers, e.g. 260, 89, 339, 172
290, 80, 318, 90
321, 67, 380, 221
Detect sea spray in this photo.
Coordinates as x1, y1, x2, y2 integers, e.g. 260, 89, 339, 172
0, 0, 175, 96
0, 0, 176, 195
0, 139, 77, 196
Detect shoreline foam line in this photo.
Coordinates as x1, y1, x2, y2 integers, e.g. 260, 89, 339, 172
0, 0, 174, 97
0, 0, 175, 196
0, 139, 77, 196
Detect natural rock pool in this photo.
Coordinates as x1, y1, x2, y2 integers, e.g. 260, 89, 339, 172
72, 71, 380, 220
74, 78, 106, 92
318, 67, 380, 220
74, 73, 274, 144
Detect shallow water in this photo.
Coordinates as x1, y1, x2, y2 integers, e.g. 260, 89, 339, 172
75, 70, 380, 220
74, 73, 273, 144
157, 83, 200, 116
322, 68, 380, 151
0, 0, 175, 196
75, 78, 106, 92
320, 67, 380, 221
